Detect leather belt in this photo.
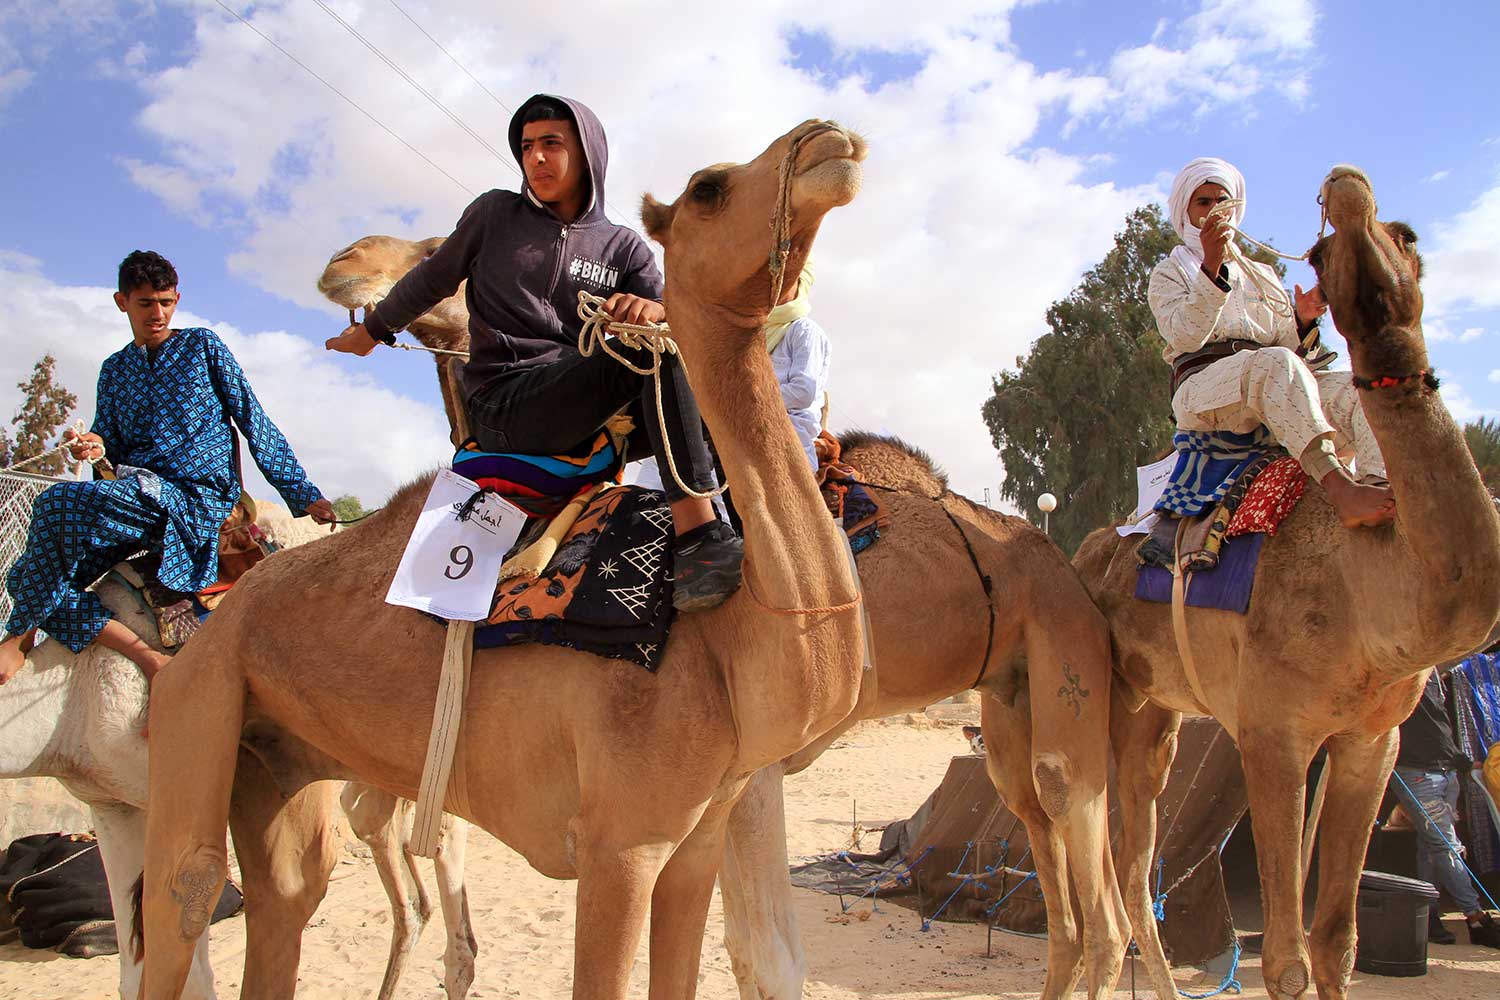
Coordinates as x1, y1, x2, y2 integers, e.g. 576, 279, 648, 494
1170, 339, 1261, 395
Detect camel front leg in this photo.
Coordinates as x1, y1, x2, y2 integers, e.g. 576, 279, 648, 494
719, 763, 806, 1000
229, 767, 342, 1000
1240, 726, 1319, 1000
981, 691, 1086, 1000
572, 823, 676, 1000
1307, 728, 1399, 1000
433, 814, 478, 999
650, 798, 737, 1000
1109, 691, 1182, 1000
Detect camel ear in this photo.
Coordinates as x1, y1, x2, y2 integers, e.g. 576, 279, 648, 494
640, 194, 674, 244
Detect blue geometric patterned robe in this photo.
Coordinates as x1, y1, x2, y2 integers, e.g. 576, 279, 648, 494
5, 327, 323, 651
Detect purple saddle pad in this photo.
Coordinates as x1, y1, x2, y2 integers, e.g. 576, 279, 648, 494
1135, 532, 1265, 614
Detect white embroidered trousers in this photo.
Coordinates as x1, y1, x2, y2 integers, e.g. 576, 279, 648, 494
1172, 346, 1386, 481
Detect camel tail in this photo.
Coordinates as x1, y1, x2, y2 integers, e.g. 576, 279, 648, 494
129, 873, 145, 962
140, 640, 248, 989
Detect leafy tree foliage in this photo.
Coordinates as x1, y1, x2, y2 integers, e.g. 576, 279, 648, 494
982, 206, 1285, 553
1465, 417, 1500, 498
330, 494, 367, 523
4, 356, 77, 477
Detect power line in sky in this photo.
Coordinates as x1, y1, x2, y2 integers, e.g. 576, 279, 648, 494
209, 0, 474, 197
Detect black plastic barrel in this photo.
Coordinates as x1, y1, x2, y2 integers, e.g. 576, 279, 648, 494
1354, 870, 1440, 977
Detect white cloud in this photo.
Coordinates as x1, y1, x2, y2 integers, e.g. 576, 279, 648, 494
94, 0, 1314, 500
1434, 376, 1494, 425
1106, 0, 1317, 121
1426, 169, 1451, 183
1490, 370, 1500, 383
0, 259, 451, 506
1424, 176, 1500, 314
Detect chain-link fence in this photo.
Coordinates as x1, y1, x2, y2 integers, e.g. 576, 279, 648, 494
0, 472, 62, 627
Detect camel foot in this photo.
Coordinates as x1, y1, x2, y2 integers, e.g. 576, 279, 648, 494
1265, 958, 1310, 1000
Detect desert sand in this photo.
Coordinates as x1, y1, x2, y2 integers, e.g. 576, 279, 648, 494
2, 713, 1497, 999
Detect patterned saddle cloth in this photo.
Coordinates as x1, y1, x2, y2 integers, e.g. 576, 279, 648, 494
1135, 454, 1306, 614
469, 457, 890, 672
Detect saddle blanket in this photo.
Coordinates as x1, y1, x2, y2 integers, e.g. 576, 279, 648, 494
1135, 455, 1306, 614
474, 485, 674, 670
466, 472, 890, 671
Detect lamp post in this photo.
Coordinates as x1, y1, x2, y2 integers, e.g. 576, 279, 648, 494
1038, 492, 1057, 535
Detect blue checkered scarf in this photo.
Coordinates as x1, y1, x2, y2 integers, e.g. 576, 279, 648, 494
1155, 427, 1276, 517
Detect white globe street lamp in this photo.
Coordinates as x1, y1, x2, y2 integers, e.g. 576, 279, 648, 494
1038, 492, 1057, 535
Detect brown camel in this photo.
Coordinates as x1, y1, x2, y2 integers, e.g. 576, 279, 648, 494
1073, 166, 1500, 1000
314, 239, 1129, 1000
139, 120, 872, 1000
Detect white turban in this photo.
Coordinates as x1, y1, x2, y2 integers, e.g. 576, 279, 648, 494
1167, 157, 1246, 262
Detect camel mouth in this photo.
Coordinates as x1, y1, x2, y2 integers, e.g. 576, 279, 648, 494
789, 123, 866, 212
1322, 165, 1377, 230
316, 273, 390, 310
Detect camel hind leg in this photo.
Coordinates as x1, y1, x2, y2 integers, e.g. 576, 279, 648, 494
1110, 689, 1182, 1000
720, 763, 806, 1000
1013, 587, 1128, 1000
433, 814, 478, 999
231, 766, 342, 1000
982, 691, 1087, 999
341, 783, 434, 1000
140, 645, 245, 999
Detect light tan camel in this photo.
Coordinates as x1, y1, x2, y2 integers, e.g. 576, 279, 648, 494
314, 240, 1129, 1000
317, 236, 470, 445
1073, 166, 1500, 1000
139, 120, 872, 1000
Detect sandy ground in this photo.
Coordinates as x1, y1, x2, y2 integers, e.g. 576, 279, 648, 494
3, 714, 1498, 999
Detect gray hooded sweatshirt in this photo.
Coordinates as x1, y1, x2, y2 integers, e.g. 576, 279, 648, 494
364, 94, 664, 402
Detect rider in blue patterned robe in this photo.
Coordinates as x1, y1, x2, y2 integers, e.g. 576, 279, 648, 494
0, 251, 334, 685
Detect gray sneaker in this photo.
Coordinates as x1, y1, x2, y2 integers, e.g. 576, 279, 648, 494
671, 521, 744, 612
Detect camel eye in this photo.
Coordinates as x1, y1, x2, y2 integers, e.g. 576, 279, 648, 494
691, 180, 722, 204
1389, 223, 1418, 247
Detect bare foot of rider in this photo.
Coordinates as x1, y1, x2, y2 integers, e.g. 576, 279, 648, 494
1322, 470, 1396, 528
0, 630, 37, 685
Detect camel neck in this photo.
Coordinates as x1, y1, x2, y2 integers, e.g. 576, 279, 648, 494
671, 299, 857, 608
666, 293, 864, 769
1347, 338, 1500, 668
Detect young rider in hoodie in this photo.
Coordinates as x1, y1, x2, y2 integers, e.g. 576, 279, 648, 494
326, 95, 741, 611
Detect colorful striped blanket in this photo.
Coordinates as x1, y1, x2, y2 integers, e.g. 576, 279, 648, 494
1155, 427, 1276, 518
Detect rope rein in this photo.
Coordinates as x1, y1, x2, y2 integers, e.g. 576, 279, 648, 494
1, 420, 106, 475
1203, 196, 1328, 322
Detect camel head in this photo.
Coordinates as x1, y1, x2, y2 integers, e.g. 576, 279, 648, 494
640, 120, 866, 336
1307, 167, 1426, 380
316, 235, 469, 352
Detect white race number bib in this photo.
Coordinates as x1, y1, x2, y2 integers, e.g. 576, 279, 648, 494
385, 469, 527, 621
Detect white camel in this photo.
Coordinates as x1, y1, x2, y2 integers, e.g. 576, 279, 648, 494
0, 501, 474, 1000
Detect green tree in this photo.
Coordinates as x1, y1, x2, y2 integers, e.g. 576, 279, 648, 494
1465, 417, 1500, 498
6, 356, 77, 477
981, 206, 1286, 553
330, 494, 366, 523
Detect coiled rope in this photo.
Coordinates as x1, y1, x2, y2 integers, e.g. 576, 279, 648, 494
1, 420, 105, 475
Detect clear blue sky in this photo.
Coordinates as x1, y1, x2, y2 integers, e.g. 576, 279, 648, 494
2, 0, 1496, 505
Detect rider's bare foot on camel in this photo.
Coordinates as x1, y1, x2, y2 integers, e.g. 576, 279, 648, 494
0, 640, 25, 685
0, 631, 37, 685
1322, 471, 1396, 528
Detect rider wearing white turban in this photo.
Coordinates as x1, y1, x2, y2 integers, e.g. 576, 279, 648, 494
1146, 157, 1395, 527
